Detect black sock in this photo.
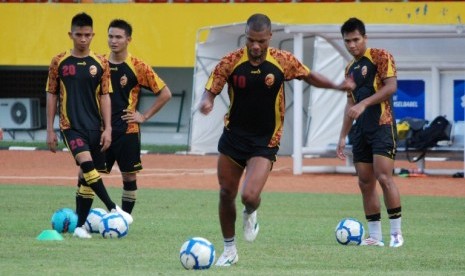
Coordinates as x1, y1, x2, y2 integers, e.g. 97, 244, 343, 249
75, 179, 95, 227
80, 161, 116, 211
122, 180, 137, 214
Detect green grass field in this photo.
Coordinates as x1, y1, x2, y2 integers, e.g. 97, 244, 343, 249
0, 184, 464, 275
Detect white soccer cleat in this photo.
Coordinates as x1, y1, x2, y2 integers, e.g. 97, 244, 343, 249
112, 205, 133, 225
389, 233, 404, 248
73, 226, 92, 239
215, 250, 239, 267
243, 209, 259, 242
360, 237, 385, 247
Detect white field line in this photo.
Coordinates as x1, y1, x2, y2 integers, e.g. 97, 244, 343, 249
0, 166, 289, 181
0, 168, 217, 180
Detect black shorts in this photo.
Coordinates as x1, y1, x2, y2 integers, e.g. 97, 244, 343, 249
218, 128, 278, 168
349, 124, 397, 163
61, 129, 106, 171
105, 131, 142, 173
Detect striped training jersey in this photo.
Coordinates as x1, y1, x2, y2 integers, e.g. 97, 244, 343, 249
46, 51, 112, 131
206, 47, 310, 147
345, 48, 397, 130
108, 54, 166, 133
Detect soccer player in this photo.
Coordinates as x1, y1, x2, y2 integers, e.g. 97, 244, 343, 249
105, 19, 172, 214
199, 13, 354, 266
336, 17, 404, 247
46, 12, 132, 239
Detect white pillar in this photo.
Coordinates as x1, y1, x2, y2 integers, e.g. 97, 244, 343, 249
292, 33, 304, 175
431, 66, 440, 117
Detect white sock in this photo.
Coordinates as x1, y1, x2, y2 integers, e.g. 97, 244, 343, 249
367, 221, 383, 241
389, 217, 402, 235
224, 237, 236, 252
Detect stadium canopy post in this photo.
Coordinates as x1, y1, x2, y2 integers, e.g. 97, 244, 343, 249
292, 32, 304, 175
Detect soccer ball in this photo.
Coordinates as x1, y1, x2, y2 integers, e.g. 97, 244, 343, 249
335, 218, 365, 245
85, 208, 108, 233
51, 208, 78, 233
179, 237, 215, 270
98, 212, 128, 238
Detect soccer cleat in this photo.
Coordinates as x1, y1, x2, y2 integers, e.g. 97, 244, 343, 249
360, 237, 385, 246
389, 233, 404, 248
73, 226, 92, 239
243, 209, 259, 242
215, 250, 239, 267
112, 205, 133, 225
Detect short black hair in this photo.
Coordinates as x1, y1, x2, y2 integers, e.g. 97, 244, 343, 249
108, 19, 133, 37
341, 17, 366, 36
246, 13, 271, 33
71, 12, 93, 29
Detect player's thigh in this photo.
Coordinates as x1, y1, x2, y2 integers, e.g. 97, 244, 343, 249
372, 125, 397, 160
217, 153, 244, 192
87, 130, 106, 171
62, 129, 93, 165
114, 133, 142, 173
241, 156, 272, 196
373, 155, 395, 180
354, 162, 376, 185
350, 128, 373, 163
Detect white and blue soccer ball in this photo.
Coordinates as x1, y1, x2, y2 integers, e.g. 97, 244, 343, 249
51, 208, 78, 233
84, 208, 108, 233
179, 237, 215, 270
98, 212, 128, 238
335, 218, 365, 245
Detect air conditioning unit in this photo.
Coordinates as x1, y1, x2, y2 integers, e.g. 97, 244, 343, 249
0, 98, 40, 129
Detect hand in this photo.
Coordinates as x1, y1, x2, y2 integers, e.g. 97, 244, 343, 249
199, 99, 213, 115
338, 78, 356, 92
347, 102, 366, 120
100, 128, 112, 152
336, 138, 346, 160
121, 109, 147, 123
46, 130, 58, 153
199, 91, 215, 115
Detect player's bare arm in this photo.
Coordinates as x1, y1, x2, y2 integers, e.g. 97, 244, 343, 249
336, 97, 355, 160
122, 86, 172, 124
199, 90, 216, 115
46, 93, 59, 153
99, 93, 112, 151
304, 71, 355, 91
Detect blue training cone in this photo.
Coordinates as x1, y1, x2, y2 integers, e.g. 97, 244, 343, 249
37, 229, 64, 241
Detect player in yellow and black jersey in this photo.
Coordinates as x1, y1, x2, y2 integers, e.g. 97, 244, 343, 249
199, 13, 354, 266
46, 12, 133, 239
105, 19, 172, 214
336, 17, 404, 248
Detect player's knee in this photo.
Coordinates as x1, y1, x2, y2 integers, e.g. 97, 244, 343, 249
241, 191, 259, 207
122, 172, 136, 183
219, 187, 237, 202
376, 174, 392, 188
